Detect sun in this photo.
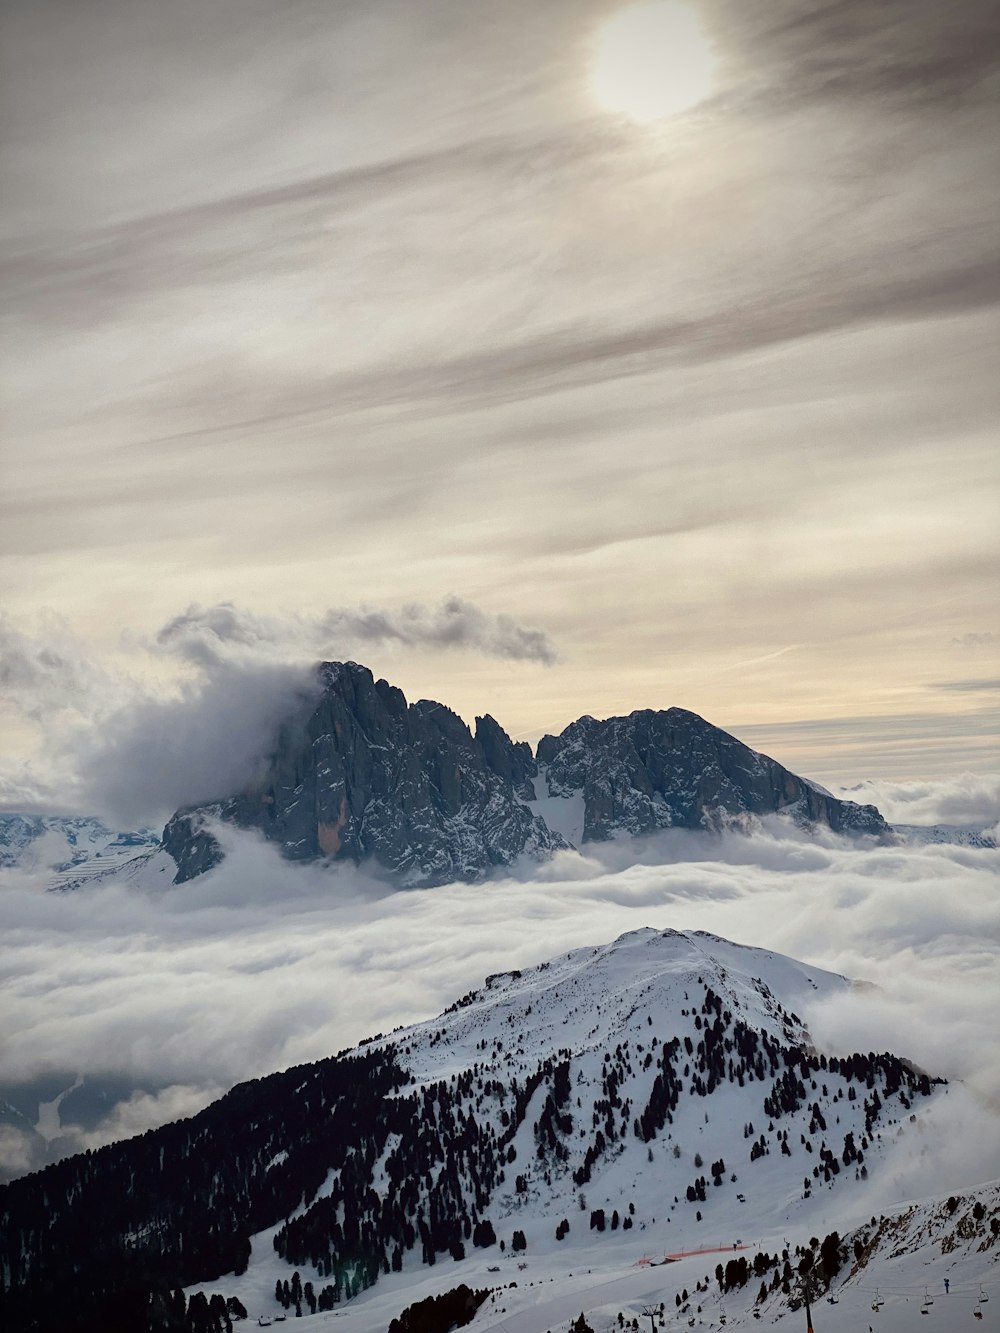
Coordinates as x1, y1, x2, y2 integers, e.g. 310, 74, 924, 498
591, 0, 718, 123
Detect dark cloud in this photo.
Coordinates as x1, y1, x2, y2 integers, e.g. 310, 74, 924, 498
320, 597, 559, 665
156, 598, 558, 668
155, 604, 295, 670
75, 662, 319, 828
749, 0, 1000, 108
934, 678, 1000, 694
952, 632, 995, 650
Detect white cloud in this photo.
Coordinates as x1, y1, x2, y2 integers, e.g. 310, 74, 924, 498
840, 772, 1000, 826
0, 821, 997, 1185
0, 598, 558, 826
75, 660, 319, 828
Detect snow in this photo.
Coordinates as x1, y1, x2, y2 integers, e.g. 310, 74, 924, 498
0, 812, 161, 889
189, 1182, 999, 1332
528, 768, 587, 846
182, 928, 994, 1331
34, 1075, 82, 1142
893, 824, 996, 850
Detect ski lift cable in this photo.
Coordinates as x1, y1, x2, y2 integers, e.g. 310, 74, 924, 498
858, 1283, 986, 1295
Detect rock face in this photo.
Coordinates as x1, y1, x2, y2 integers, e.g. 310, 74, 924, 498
161, 664, 889, 885
163, 662, 561, 885
536, 708, 888, 841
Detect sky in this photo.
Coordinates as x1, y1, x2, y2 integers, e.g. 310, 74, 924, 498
1, 0, 998, 813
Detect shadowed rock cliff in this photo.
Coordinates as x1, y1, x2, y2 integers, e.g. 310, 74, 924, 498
162, 663, 888, 884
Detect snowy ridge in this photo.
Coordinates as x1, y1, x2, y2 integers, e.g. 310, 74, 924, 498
0, 812, 159, 887
393, 928, 845, 1085
164, 929, 953, 1328
3, 926, 988, 1333
893, 823, 997, 849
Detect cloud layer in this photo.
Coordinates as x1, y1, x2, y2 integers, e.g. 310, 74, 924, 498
839, 771, 1000, 828
1, 819, 997, 1193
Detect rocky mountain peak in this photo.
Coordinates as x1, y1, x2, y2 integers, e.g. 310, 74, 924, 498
163, 661, 562, 886
535, 704, 887, 842
161, 664, 889, 886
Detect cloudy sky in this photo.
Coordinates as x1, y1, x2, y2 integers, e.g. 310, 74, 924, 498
2, 0, 999, 817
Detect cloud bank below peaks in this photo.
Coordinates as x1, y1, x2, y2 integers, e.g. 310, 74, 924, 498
839, 771, 1000, 828
0, 820, 997, 1191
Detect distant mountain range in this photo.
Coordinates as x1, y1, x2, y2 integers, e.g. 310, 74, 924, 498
161, 661, 890, 885
4, 926, 982, 1333
3, 666, 992, 897
0, 813, 159, 889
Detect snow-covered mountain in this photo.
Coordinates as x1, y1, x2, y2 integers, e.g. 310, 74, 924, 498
0, 812, 159, 889
160, 662, 889, 887
893, 822, 997, 849
3, 927, 980, 1333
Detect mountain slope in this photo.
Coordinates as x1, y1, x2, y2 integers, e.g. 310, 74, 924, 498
160, 662, 889, 886
162, 661, 563, 885
0, 929, 948, 1332
208, 1179, 998, 1333
535, 708, 886, 841
0, 813, 159, 889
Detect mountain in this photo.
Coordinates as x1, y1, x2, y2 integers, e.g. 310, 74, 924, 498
0, 927, 957, 1333
894, 822, 997, 849
0, 813, 159, 889
161, 662, 889, 885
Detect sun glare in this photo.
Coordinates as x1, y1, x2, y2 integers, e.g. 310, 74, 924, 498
592, 0, 717, 123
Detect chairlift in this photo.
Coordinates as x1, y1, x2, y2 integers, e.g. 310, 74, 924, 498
980, 1286, 989, 1302
925, 1287, 934, 1306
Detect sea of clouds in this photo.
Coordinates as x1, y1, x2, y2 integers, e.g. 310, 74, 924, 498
1, 808, 998, 1197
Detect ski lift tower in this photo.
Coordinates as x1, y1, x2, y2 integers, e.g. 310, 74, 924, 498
795, 1271, 822, 1333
